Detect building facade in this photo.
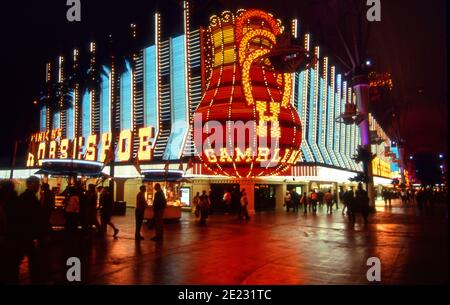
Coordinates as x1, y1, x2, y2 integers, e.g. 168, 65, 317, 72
3, 5, 397, 212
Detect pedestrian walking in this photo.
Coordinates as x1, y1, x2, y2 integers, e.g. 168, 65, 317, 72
151, 183, 166, 241
324, 189, 333, 214
290, 188, 300, 213
85, 184, 101, 233
5, 176, 44, 283
199, 190, 210, 226
64, 186, 81, 235
284, 191, 292, 212
310, 191, 318, 214
39, 183, 55, 233
355, 183, 370, 224
382, 188, 388, 206
78, 184, 89, 232
223, 189, 232, 214
0, 180, 18, 284
338, 187, 345, 210
99, 186, 119, 237
416, 186, 426, 213
387, 189, 393, 207
238, 189, 251, 221
300, 192, 308, 214
317, 191, 324, 209
135, 185, 147, 240
400, 189, 407, 205
333, 191, 339, 210
343, 187, 355, 222
193, 192, 200, 218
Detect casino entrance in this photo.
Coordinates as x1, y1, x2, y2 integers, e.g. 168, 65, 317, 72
209, 183, 241, 214
254, 184, 277, 211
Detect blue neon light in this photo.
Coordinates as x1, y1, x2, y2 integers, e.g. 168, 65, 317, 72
52, 111, 60, 130
144, 45, 158, 133
164, 35, 188, 160
81, 89, 91, 138
307, 70, 323, 163
318, 78, 331, 165
100, 66, 111, 134
120, 60, 132, 131
40, 105, 47, 132
66, 90, 75, 139
297, 71, 314, 162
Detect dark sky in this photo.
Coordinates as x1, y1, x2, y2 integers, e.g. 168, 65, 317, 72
0, 0, 447, 168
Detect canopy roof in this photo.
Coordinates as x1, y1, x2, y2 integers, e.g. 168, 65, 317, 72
34, 159, 107, 178
141, 169, 184, 182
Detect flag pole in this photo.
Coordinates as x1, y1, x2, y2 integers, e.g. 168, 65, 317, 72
9, 140, 19, 179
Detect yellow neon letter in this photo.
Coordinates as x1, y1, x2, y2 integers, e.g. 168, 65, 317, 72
26, 153, 35, 167
256, 147, 270, 162
234, 147, 253, 162
60, 139, 71, 159
76, 137, 85, 159
100, 133, 112, 163
85, 134, 98, 161
205, 149, 217, 163
49, 141, 58, 159
256, 101, 281, 138
37, 142, 46, 166
138, 127, 155, 161
117, 130, 133, 162
219, 148, 233, 163
270, 148, 281, 163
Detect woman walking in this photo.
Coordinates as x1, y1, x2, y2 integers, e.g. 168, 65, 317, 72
99, 187, 119, 238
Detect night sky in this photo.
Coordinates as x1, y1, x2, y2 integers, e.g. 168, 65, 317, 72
0, 0, 447, 181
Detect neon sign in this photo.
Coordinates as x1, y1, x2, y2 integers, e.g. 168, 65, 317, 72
194, 9, 302, 178
26, 127, 155, 167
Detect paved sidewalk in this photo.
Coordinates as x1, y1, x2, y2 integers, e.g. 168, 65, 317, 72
18, 199, 448, 284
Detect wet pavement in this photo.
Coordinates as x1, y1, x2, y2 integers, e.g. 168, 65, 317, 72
17, 199, 448, 285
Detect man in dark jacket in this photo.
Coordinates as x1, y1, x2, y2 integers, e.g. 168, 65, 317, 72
6, 176, 44, 283
151, 183, 166, 241
39, 183, 55, 233
135, 185, 147, 240
290, 189, 300, 213
355, 183, 370, 224
343, 187, 355, 222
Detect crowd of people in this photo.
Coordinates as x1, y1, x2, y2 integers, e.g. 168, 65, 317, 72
283, 184, 370, 223
0, 177, 126, 283
381, 185, 448, 213
0, 176, 171, 283
1, 174, 447, 283
192, 188, 251, 226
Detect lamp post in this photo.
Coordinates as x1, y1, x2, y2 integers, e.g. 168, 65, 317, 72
352, 72, 375, 209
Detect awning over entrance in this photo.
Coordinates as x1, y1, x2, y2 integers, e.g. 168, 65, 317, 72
141, 170, 184, 182
34, 159, 107, 178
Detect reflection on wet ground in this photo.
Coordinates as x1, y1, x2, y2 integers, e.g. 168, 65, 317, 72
18, 199, 448, 284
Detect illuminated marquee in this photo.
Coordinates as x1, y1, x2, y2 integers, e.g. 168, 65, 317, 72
26, 127, 155, 167
194, 9, 302, 178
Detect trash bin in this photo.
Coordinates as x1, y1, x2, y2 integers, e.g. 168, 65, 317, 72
114, 201, 127, 215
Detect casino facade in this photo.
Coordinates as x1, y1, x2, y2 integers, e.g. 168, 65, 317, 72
1, 4, 398, 213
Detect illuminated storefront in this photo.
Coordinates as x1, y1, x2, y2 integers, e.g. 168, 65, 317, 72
3, 6, 398, 212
